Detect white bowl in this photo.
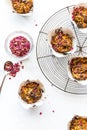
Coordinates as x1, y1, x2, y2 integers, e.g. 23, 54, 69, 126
48, 28, 77, 57
18, 80, 46, 109
71, 3, 87, 33
67, 56, 87, 85
4, 31, 33, 61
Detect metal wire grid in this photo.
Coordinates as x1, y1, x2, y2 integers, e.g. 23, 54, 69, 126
36, 5, 87, 94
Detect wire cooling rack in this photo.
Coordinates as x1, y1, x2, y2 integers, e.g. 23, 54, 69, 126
36, 5, 87, 94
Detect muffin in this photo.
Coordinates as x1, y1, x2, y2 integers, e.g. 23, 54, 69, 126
72, 4, 87, 28
69, 115, 87, 130
49, 28, 76, 57
11, 0, 33, 16
68, 57, 87, 85
18, 80, 45, 108
72, 3, 87, 33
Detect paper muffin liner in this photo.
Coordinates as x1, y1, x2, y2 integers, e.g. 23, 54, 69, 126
48, 27, 76, 57
13, 7, 33, 17
18, 80, 46, 109
67, 56, 87, 85
71, 3, 87, 33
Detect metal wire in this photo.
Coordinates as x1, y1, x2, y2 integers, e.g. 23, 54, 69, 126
36, 6, 87, 94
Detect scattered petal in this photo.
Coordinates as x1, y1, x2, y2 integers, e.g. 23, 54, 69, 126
35, 24, 38, 26
52, 110, 55, 113
22, 66, 24, 69
39, 112, 42, 115
71, 47, 73, 50
20, 61, 22, 64
9, 36, 30, 57
9, 62, 21, 77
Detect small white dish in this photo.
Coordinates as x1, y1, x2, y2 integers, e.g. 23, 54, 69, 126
48, 28, 77, 57
18, 80, 46, 109
4, 31, 33, 61
67, 56, 87, 85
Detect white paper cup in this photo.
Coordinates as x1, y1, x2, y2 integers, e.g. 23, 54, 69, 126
67, 56, 87, 85
48, 28, 77, 57
18, 80, 46, 109
71, 3, 87, 33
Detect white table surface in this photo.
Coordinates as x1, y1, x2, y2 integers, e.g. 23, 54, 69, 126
0, 0, 87, 130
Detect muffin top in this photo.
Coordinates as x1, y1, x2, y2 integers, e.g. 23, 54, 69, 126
19, 80, 44, 104
72, 6, 87, 28
70, 115, 87, 130
51, 28, 73, 54
11, 0, 33, 14
70, 57, 87, 80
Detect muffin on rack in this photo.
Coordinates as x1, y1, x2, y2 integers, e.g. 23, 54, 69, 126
72, 3, 87, 33
18, 80, 45, 109
48, 27, 76, 57
11, 0, 33, 16
68, 56, 87, 85
69, 115, 87, 130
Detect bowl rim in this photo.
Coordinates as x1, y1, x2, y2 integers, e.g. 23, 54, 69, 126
4, 30, 33, 61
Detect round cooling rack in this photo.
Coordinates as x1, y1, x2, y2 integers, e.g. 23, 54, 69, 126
36, 5, 87, 94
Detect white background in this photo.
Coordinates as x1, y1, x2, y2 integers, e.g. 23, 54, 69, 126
0, 0, 87, 130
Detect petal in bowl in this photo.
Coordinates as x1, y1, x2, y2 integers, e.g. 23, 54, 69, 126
4, 31, 33, 61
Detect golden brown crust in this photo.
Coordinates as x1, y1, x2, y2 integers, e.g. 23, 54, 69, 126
72, 6, 87, 28
69, 115, 87, 130
70, 57, 87, 80
19, 80, 43, 104
51, 28, 73, 54
11, 0, 33, 14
